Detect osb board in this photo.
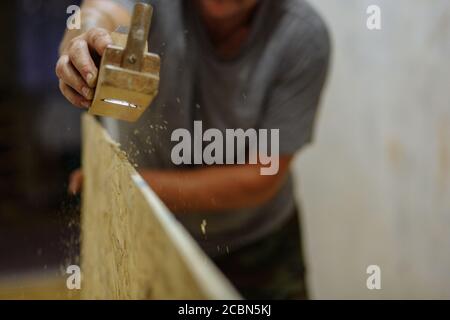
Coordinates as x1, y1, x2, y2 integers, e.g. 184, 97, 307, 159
81, 114, 239, 299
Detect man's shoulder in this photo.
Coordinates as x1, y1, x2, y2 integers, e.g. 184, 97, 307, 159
272, 0, 331, 67
278, 0, 330, 50
281, 0, 328, 31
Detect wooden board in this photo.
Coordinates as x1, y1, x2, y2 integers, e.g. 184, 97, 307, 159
81, 114, 239, 299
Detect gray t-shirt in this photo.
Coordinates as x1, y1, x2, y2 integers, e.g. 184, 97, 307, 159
107, 0, 330, 256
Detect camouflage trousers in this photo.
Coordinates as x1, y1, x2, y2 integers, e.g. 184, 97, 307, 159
212, 210, 308, 300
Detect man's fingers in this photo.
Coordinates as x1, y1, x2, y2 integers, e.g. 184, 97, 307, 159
57, 28, 112, 107
68, 38, 98, 88
86, 27, 113, 56
59, 80, 91, 109
56, 55, 94, 100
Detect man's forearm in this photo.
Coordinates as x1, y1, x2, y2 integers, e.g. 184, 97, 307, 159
59, 0, 130, 54
139, 157, 291, 214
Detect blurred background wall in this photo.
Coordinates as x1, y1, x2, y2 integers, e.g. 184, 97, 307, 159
293, 0, 450, 299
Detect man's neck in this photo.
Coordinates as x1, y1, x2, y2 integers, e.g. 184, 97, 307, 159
195, 2, 259, 59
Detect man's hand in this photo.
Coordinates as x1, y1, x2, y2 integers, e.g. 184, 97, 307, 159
68, 168, 83, 195
56, 0, 131, 108
56, 28, 113, 108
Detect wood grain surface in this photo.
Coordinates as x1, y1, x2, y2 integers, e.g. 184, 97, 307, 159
81, 114, 239, 299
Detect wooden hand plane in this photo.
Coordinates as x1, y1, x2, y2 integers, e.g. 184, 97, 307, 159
89, 3, 160, 122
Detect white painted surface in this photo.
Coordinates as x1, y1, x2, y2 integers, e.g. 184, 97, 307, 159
293, 0, 450, 299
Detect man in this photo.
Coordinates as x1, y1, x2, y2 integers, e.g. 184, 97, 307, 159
56, 0, 330, 299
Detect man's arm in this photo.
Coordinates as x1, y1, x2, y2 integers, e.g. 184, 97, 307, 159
139, 155, 292, 214
56, 0, 131, 108
68, 155, 293, 212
